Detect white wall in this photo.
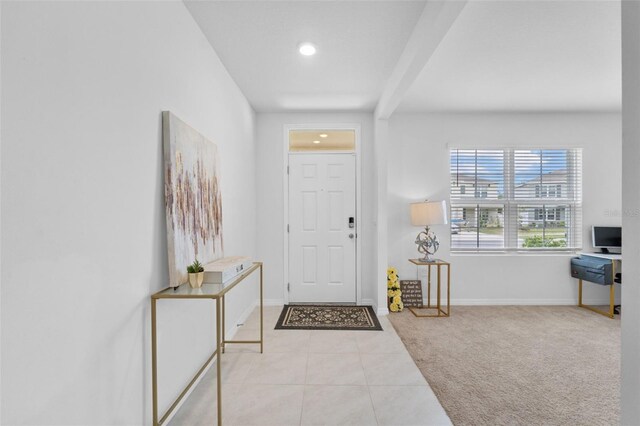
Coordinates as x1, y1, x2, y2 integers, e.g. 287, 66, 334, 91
0, 2, 3, 420
1, 2, 257, 424
621, 1, 640, 421
373, 118, 390, 314
255, 113, 377, 306
388, 112, 622, 304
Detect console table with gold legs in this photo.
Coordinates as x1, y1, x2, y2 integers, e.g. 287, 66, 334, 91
408, 259, 450, 317
575, 253, 621, 319
151, 262, 263, 426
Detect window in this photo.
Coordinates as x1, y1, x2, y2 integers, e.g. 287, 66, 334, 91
289, 130, 355, 152
534, 184, 563, 198
450, 149, 582, 252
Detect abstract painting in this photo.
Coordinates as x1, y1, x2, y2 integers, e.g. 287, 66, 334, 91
162, 111, 224, 287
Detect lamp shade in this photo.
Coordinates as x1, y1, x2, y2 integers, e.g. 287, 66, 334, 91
410, 200, 448, 226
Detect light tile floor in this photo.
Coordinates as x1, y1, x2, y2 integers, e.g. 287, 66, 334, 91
170, 306, 451, 426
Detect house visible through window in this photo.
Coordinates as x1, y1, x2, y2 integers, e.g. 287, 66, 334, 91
535, 184, 562, 198
450, 148, 582, 252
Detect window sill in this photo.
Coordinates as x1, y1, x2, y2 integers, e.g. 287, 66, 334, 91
450, 250, 581, 257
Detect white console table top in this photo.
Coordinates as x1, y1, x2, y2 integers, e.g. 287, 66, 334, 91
579, 252, 622, 261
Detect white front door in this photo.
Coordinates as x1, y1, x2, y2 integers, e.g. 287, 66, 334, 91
288, 153, 357, 303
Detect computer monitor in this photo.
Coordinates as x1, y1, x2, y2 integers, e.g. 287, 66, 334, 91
592, 226, 622, 254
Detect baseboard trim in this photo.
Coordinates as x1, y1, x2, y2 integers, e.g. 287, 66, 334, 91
226, 299, 259, 335
360, 298, 387, 315
361, 298, 375, 307
263, 299, 385, 308
435, 298, 618, 306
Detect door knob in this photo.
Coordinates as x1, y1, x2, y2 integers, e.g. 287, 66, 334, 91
349, 233, 355, 239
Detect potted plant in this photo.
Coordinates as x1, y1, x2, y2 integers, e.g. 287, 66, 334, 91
187, 259, 205, 288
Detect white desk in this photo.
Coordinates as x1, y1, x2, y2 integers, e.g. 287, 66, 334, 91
575, 253, 620, 318
579, 252, 622, 261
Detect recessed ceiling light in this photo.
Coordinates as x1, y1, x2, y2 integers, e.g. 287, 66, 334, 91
298, 43, 317, 56
319, 134, 328, 138
313, 140, 321, 144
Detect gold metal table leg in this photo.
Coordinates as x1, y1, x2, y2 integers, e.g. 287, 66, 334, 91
610, 262, 616, 318
437, 264, 441, 316
609, 283, 615, 318
152, 298, 158, 426
260, 264, 264, 354
221, 295, 226, 354
427, 265, 431, 308
216, 297, 222, 425
446, 264, 451, 316
578, 279, 583, 307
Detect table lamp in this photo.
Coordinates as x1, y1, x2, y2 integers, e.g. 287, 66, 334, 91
410, 200, 448, 262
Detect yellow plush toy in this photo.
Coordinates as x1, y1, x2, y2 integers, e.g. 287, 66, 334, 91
387, 267, 404, 312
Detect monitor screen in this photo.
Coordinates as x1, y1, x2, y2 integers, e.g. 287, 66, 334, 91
592, 226, 622, 248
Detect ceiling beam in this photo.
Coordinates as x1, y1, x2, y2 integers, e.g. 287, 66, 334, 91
375, 0, 468, 119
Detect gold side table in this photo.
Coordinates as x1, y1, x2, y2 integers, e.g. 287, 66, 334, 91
151, 262, 263, 426
408, 259, 450, 317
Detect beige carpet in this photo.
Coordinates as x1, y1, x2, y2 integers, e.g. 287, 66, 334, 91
388, 306, 620, 426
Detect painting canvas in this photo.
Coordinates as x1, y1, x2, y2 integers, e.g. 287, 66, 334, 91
162, 111, 224, 287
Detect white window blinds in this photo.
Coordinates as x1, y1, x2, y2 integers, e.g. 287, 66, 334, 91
450, 148, 582, 252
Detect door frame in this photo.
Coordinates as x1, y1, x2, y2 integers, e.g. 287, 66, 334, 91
282, 123, 362, 305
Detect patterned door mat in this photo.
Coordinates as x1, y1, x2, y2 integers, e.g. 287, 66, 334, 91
275, 305, 383, 331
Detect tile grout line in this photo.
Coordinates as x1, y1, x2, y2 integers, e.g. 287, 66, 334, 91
297, 332, 312, 425
298, 384, 307, 426
171, 308, 445, 425
358, 330, 382, 426
366, 384, 382, 426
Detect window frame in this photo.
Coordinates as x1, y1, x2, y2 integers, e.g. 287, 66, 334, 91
449, 147, 582, 254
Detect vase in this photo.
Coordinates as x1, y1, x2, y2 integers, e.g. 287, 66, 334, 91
188, 272, 204, 288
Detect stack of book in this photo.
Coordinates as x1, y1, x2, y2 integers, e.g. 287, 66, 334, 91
203, 256, 253, 284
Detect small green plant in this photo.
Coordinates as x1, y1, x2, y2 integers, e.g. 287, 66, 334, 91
187, 259, 204, 274
523, 235, 567, 248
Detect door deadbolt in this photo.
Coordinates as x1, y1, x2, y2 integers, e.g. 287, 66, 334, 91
348, 217, 355, 228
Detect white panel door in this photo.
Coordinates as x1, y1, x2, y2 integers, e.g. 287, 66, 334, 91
289, 153, 356, 303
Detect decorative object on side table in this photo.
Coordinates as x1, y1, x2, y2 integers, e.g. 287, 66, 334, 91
387, 267, 404, 312
400, 280, 423, 308
187, 259, 205, 288
410, 200, 448, 262
204, 256, 253, 284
